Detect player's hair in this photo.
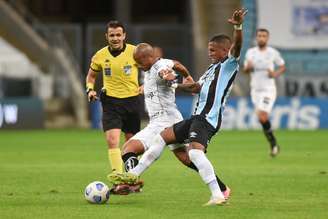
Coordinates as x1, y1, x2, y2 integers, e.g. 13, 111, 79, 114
106, 20, 126, 33
256, 28, 269, 35
210, 34, 231, 44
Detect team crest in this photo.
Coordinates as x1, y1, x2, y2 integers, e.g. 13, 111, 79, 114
123, 65, 132, 75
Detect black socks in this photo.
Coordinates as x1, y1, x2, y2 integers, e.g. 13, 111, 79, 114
261, 120, 277, 147
122, 152, 139, 172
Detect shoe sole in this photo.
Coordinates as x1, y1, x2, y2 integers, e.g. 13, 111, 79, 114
203, 199, 227, 206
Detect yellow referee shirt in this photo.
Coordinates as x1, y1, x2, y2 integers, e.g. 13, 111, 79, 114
90, 44, 139, 98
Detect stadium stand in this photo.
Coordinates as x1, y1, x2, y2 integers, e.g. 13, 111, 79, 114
0, 1, 88, 128
243, 0, 328, 76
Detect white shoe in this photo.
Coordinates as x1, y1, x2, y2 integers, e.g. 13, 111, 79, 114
203, 197, 226, 206
270, 145, 280, 157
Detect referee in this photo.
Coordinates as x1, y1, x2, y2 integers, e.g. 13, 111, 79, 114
86, 20, 141, 174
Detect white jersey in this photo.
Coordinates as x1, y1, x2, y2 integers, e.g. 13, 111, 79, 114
244, 46, 285, 91
143, 58, 181, 120
132, 58, 184, 151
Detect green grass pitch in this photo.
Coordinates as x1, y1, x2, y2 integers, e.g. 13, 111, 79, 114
0, 129, 327, 219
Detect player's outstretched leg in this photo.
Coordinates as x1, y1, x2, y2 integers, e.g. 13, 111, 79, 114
173, 147, 231, 200
187, 160, 231, 200
108, 133, 167, 194
188, 148, 226, 206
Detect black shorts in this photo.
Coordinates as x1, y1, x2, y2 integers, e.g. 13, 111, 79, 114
100, 92, 141, 134
173, 115, 217, 148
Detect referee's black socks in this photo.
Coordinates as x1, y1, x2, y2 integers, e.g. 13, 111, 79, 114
261, 120, 277, 147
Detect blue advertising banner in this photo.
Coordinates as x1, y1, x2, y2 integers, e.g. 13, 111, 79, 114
222, 97, 327, 129
176, 97, 328, 129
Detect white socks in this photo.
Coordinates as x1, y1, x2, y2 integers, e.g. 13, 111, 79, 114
129, 134, 166, 176
188, 149, 224, 199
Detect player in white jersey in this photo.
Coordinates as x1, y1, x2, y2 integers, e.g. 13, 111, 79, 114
243, 28, 286, 157
109, 43, 230, 197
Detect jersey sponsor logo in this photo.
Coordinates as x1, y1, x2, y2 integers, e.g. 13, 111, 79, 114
146, 91, 155, 99
150, 110, 165, 119
123, 65, 132, 75
263, 97, 270, 105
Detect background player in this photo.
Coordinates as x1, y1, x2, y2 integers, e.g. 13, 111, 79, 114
86, 21, 141, 174
243, 28, 285, 157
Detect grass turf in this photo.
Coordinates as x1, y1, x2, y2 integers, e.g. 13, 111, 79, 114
0, 129, 327, 219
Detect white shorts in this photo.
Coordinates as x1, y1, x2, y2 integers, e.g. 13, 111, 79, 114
131, 113, 185, 151
251, 88, 276, 113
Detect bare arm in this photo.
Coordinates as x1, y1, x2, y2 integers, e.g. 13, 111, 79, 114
268, 64, 286, 78
228, 9, 248, 58
161, 60, 195, 83
177, 82, 201, 93
86, 68, 98, 101
276, 65, 286, 76
243, 61, 254, 74
172, 60, 191, 78
86, 68, 97, 85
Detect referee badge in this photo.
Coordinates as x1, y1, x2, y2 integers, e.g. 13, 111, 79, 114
104, 68, 111, 76
123, 65, 132, 75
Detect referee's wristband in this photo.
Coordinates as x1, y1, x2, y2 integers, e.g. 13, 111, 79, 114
234, 24, 242, 30
86, 82, 94, 90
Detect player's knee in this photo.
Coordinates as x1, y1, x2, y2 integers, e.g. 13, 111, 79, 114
188, 149, 204, 164
160, 127, 176, 144
124, 133, 134, 141
258, 111, 269, 123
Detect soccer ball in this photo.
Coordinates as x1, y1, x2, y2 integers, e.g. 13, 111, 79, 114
84, 181, 110, 204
